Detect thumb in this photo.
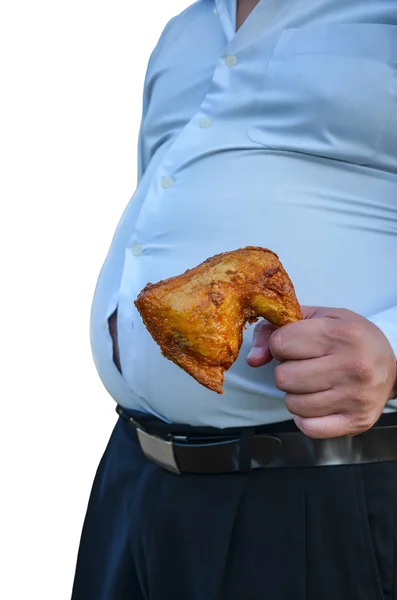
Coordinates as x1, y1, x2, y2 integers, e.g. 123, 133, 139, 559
247, 320, 277, 367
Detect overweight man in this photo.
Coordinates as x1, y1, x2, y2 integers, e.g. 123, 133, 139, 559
71, 1, 397, 598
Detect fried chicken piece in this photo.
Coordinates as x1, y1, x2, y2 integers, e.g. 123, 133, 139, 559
134, 246, 302, 394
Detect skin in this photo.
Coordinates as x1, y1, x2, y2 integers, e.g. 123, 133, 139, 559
247, 307, 397, 439
236, 0, 260, 30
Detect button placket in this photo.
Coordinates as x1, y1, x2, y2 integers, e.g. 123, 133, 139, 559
132, 48, 233, 237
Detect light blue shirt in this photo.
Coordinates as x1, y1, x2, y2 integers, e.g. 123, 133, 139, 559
90, 0, 397, 427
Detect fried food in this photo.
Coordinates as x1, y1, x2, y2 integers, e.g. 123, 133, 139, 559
134, 246, 302, 393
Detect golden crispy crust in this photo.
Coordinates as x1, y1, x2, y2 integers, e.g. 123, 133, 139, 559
134, 246, 302, 393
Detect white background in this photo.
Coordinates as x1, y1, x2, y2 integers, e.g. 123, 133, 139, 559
0, 1, 191, 598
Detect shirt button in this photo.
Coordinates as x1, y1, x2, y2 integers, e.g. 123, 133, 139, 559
132, 244, 143, 257
161, 176, 174, 188
225, 55, 238, 67
199, 117, 212, 128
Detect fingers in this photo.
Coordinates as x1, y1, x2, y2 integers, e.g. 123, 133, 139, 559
299, 305, 324, 320
269, 318, 334, 361
291, 412, 375, 439
274, 357, 333, 394
284, 389, 339, 418
248, 307, 350, 366
292, 414, 350, 439
246, 321, 277, 367
299, 305, 350, 320
286, 390, 379, 438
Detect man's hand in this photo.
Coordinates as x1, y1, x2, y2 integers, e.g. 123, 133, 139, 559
247, 307, 397, 439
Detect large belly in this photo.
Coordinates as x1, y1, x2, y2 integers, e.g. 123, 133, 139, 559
121, 151, 397, 426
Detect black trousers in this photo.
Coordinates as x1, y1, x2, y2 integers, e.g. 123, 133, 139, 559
71, 414, 397, 600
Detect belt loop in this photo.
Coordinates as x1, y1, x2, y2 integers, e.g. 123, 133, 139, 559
238, 428, 254, 472
116, 405, 148, 432
116, 405, 126, 419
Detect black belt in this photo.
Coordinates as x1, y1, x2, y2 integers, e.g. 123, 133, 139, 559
116, 405, 397, 474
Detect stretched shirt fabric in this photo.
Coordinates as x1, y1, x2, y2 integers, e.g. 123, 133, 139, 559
90, 0, 397, 427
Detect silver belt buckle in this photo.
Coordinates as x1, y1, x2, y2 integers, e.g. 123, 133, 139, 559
136, 428, 180, 474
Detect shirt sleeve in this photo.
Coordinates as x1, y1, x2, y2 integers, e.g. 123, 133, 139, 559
136, 30, 170, 182
367, 305, 397, 402
136, 60, 152, 183
137, 11, 189, 182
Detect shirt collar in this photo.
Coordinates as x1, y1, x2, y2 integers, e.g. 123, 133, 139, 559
215, 0, 236, 41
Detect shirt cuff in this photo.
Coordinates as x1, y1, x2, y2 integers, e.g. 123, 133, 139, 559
367, 305, 397, 403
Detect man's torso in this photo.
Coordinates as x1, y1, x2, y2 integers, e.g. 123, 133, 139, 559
90, 0, 397, 427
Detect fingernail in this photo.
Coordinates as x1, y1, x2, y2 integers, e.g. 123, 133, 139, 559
247, 347, 263, 361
